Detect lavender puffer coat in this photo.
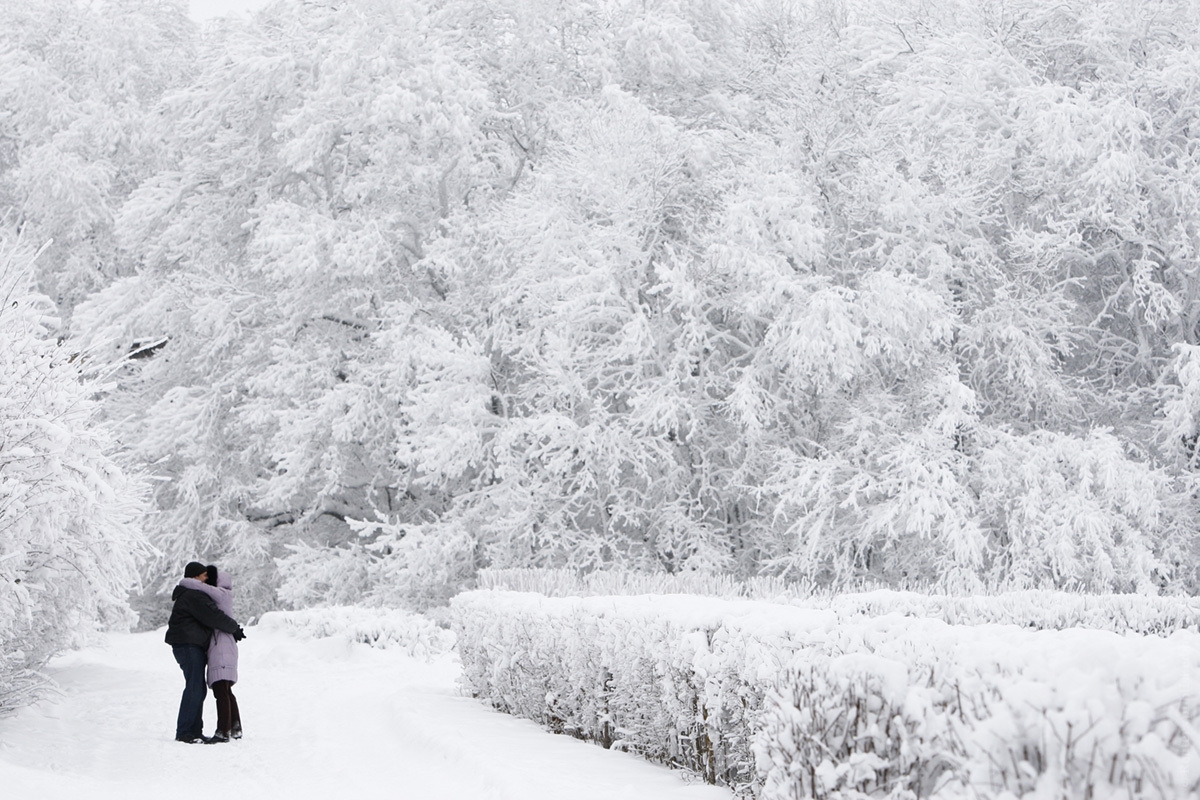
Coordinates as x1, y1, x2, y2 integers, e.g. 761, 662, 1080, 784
178, 573, 239, 686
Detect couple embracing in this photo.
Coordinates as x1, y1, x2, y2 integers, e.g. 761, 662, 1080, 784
164, 561, 247, 744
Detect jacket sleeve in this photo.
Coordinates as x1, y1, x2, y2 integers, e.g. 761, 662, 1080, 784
188, 591, 242, 635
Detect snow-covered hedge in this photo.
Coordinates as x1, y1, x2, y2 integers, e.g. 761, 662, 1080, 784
452, 590, 1200, 799
258, 607, 455, 658
454, 591, 769, 793
789, 588, 1200, 636
477, 567, 814, 601
478, 568, 1200, 635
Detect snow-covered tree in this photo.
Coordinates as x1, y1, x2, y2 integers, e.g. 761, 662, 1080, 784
48, 0, 1200, 605
0, 0, 194, 310
0, 236, 150, 717
70, 0, 509, 614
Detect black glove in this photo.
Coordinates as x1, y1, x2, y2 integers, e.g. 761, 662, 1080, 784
233, 628, 246, 641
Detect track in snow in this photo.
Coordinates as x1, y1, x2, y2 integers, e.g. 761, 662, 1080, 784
0, 625, 732, 800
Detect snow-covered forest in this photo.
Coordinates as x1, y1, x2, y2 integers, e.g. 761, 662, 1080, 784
6, 0, 1200, 795
5, 0, 1200, 728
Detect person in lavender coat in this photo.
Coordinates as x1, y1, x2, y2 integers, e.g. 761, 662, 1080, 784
178, 565, 244, 742
165, 562, 244, 744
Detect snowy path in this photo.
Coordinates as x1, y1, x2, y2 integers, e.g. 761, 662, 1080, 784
0, 626, 732, 800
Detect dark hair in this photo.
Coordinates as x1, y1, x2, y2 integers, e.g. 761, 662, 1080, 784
205, 565, 219, 587
183, 561, 206, 578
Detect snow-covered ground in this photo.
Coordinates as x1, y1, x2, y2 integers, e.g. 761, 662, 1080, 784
0, 623, 731, 800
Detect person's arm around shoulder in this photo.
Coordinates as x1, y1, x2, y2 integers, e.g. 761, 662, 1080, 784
188, 589, 246, 641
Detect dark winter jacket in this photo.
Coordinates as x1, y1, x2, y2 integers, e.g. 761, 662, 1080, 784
177, 575, 240, 685
164, 583, 242, 648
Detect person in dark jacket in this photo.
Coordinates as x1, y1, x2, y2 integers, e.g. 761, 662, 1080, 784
165, 561, 245, 743
176, 564, 242, 741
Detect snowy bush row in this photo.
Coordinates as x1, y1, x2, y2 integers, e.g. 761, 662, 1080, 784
789, 588, 1200, 637
452, 590, 1200, 799
476, 567, 816, 602
257, 607, 455, 658
477, 568, 1200, 635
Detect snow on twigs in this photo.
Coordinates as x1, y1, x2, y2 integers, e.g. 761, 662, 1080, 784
452, 590, 1200, 799
257, 606, 455, 659
0, 237, 150, 718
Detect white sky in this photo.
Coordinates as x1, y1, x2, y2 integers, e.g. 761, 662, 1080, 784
189, 0, 273, 21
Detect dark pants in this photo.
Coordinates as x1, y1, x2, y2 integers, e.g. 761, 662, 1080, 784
212, 679, 241, 735
172, 644, 208, 739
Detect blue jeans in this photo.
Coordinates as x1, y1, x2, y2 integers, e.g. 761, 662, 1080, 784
172, 644, 208, 739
